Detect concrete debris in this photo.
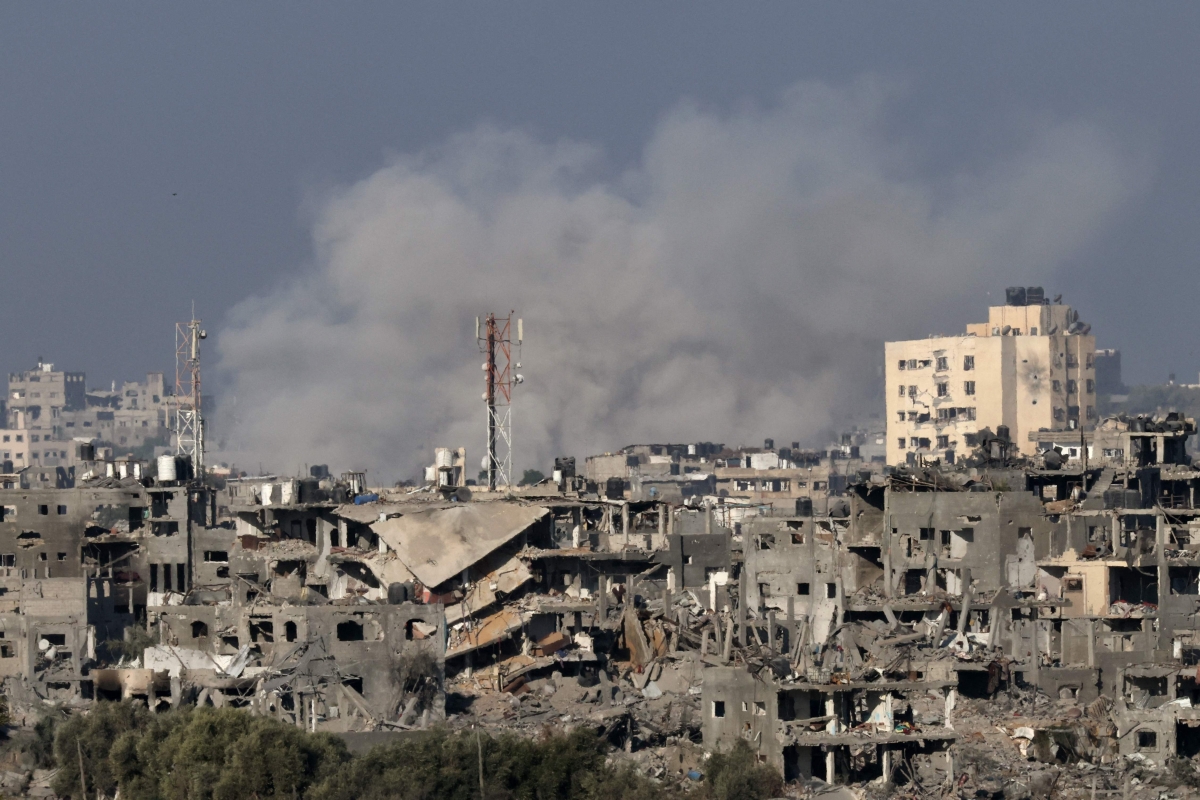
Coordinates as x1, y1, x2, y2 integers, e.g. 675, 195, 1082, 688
5, 342, 1200, 797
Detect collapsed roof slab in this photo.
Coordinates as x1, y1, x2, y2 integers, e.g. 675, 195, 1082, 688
446, 608, 525, 659
372, 503, 549, 589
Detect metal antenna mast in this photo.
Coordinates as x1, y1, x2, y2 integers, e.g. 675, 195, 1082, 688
477, 312, 523, 490
174, 313, 207, 473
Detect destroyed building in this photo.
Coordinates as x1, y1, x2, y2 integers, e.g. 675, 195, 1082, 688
8, 401, 1200, 796
585, 439, 885, 516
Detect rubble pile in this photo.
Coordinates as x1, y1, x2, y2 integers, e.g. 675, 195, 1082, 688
2, 410, 1200, 797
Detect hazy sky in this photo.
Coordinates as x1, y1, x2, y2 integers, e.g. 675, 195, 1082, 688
3, 4, 1199, 476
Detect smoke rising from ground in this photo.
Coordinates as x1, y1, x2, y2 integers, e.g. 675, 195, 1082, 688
211, 80, 1143, 482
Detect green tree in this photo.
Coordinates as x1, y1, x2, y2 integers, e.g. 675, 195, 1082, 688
117, 707, 347, 800
56, 704, 349, 800
103, 625, 159, 665
49, 704, 780, 800
53, 701, 150, 799
702, 740, 782, 800
312, 728, 637, 800
30, 715, 58, 768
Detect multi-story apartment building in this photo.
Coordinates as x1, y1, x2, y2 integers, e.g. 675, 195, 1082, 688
885, 287, 1097, 465
63, 372, 169, 449
7, 361, 85, 435
5, 362, 171, 476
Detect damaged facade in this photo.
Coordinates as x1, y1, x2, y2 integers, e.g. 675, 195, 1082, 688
6, 294, 1200, 798
886, 288, 1098, 466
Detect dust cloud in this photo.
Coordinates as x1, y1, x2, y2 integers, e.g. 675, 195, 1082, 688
211, 80, 1142, 482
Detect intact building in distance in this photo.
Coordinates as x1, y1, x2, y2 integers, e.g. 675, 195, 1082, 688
886, 287, 1097, 466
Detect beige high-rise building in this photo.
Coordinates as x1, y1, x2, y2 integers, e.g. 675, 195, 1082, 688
885, 288, 1096, 465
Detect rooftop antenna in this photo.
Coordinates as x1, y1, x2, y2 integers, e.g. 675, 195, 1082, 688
477, 312, 523, 490
174, 307, 207, 474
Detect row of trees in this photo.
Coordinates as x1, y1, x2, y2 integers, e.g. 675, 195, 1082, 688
45, 702, 782, 800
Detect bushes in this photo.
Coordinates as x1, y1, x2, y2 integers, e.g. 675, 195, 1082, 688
54, 704, 348, 800
53, 700, 149, 799
312, 727, 614, 800
48, 702, 781, 800
102, 626, 159, 665
702, 740, 783, 800
30, 715, 58, 768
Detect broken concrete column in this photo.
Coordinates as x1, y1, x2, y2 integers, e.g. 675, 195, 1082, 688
956, 585, 973, 637
989, 609, 1006, 651
398, 696, 420, 727
882, 604, 898, 633
931, 608, 947, 645
883, 519, 893, 598
1087, 618, 1096, 668
736, 569, 747, 644
622, 605, 652, 668
1031, 617, 1041, 687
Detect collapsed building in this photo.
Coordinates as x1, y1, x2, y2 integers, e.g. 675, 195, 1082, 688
440, 412, 1200, 787
8, 411, 1200, 793
585, 437, 885, 516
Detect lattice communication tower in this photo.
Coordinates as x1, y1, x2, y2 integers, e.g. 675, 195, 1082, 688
477, 313, 523, 490
174, 316, 207, 473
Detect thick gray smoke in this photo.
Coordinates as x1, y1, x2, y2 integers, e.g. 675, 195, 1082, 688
212, 80, 1143, 482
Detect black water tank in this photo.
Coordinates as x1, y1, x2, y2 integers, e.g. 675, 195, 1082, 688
1006, 286, 1027, 306
1025, 286, 1045, 305
388, 582, 412, 604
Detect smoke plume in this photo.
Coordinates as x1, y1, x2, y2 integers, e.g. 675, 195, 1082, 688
212, 79, 1142, 482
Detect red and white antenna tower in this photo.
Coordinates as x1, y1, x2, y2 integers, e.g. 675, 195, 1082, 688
174, 311, 207, 473
477, 312, 523, 490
